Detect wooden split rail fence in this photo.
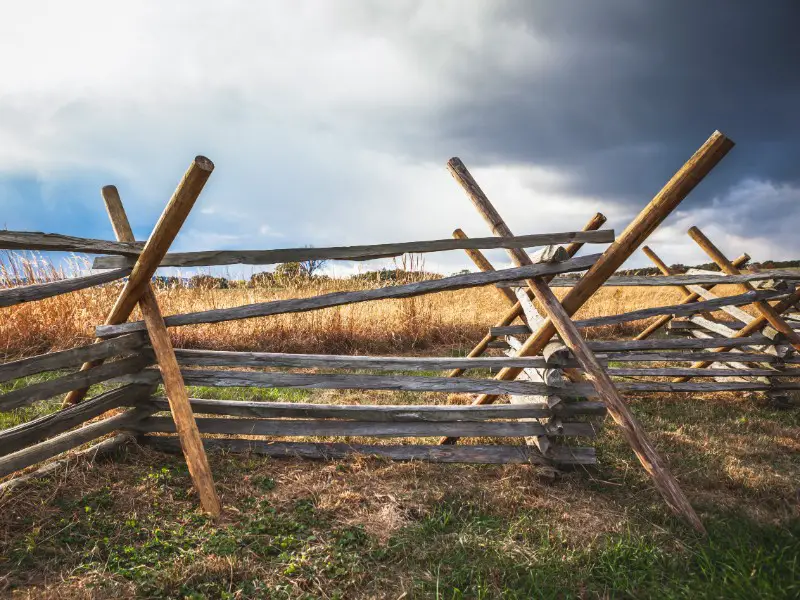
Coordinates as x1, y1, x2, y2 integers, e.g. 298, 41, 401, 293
2, 130, 771, 533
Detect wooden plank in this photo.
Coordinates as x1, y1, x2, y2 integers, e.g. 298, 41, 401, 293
143, 397, 608, 420
0, 355, 151, 412
443, 132, 737, 532
0, 407, 152, 478
496, 270, 800, 288
95, 185, 221, 517
95, 254, 601, 338
0, 384, 153, 457
173, 349, 560, 370
0, 433, 134, 495
0, 333, 146, 384
590, 336, 772, 351
0, 230, 143, 255
572, 289, 786, 329
122, 368, 599, 396
141, 436, 598, 465
685, 285, 755, 324
607, 367, 784, 377
447, 213, 608, 378
135, 416, 598, 438
0, 268, 131, 308
90, 230, 614, 269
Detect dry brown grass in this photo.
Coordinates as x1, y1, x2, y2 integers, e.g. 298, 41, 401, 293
0, 259, 689, 359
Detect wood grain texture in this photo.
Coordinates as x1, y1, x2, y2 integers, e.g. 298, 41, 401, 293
91, 230, 612, 269
0, 384, 152, 457
0, 433, 135, 495
0, 407, 153, 478
142, 397, 607, 421
95, 254, 601, 337
172, 349, 558, 371
0, 333, 146, 384
135, 416, 598, 438
0, 230, 143, 255
0, 268, 131, 308
496, 270, 800, 288
141, 436, 597, 465
0, 355, 151, 412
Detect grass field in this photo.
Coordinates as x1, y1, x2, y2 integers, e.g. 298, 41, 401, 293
1, 261, 798, 598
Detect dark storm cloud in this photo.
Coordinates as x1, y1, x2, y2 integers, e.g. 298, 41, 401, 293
419, 1, 800, 209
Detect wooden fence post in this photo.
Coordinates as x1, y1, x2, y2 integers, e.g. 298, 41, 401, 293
63, 156, 214, 406
443, 160, 706, 532
97, 185, 221, 517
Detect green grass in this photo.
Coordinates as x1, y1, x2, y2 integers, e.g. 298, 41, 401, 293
1, 458, 797, 599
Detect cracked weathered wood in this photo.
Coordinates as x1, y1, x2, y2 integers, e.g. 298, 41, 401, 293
0, 407, 153, 478
573, 289, 787, 329
95, 254, 600, 337
0, 333, 146, 384
142, 396, 607, 420
0, 230, 144, 254
0, 268, 132, 308
0, 433, 136, 495
135, 416, 598, 438
0, 384, 153, 457
496, 270, 800, 287
91, 230, 611, 269
0, 355, 152, 412
141, 437, 597, 465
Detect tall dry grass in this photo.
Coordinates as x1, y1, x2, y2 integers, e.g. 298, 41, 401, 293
0, 249, 694, 360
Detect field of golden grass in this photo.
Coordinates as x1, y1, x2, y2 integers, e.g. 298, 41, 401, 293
1, 276, 689, 359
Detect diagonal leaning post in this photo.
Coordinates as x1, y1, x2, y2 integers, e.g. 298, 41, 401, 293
635, 246, 750, 340
441, 158, 707, 532
63, 157, 221, 517
101, 185, 221, 517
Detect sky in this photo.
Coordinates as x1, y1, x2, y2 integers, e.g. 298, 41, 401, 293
1, 1, 799, 278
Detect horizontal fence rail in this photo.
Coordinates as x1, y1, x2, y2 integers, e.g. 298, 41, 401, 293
91, 230, 615, 268
573, 289, 788, 328
143, 397, 607, 421
500, 271, 800, 288
136, 416, 599, 438
0, 231, 144, 255
0, 355, 152, 412
0, 333, 147, 384
142, 437, 598, 465
96, 254, 601, 337
0, 406, 154, 479
0, 384, 152, 457
120, 367, 795, 395
0, 268, 132, 308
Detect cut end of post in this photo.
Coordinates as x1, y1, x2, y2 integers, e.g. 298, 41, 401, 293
592, 213, 608, 227
687, 226, 703, 242
452, 228, 466, 239
447, 157, 464, 171
194, 156, 215, 172
102, 185, 119, 196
